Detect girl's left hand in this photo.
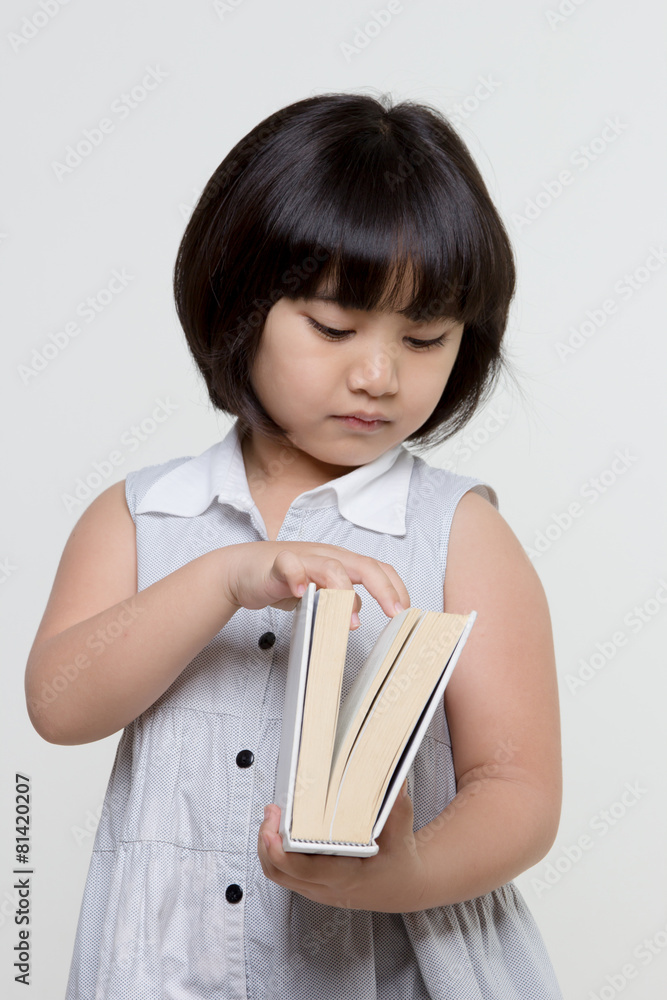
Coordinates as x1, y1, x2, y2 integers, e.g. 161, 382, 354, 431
257, 780, 428, 913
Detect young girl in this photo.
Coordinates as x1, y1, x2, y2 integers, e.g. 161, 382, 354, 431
26, 92, 563, 998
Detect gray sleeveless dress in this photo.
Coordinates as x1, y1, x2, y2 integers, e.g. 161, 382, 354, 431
64, 419, 563, 999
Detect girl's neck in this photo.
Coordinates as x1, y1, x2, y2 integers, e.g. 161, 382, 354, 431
240, 431, 362, 495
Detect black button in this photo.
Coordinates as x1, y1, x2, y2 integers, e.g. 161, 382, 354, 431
258, 631, 276, 649
236, 749, 254, 768
226, 883, 243, 903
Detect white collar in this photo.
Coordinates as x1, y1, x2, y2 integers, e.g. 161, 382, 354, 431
135, 420, 415, 535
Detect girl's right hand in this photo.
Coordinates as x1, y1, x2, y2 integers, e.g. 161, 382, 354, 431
220, 541, 410, 630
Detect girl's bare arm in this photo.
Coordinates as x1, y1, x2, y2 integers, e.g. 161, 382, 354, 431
412, 490, 563, 907
24, 481, 242, 746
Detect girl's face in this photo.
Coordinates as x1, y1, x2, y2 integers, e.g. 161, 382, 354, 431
247, 284, 464, 475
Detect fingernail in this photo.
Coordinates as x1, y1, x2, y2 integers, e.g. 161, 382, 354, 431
263, 833, 271, 850
351, 611, 360, 627
394, 602, 405, 614
264, 806, 269, 821
297, 584, 306, 597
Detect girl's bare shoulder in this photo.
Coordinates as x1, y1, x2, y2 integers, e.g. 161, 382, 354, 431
28, 481, 137, 657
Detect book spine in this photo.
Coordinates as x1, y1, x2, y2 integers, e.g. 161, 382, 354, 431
275, 583, 316, 850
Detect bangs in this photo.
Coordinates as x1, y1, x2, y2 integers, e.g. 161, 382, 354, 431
233, 117, 509, 330
279, 240, 475, 327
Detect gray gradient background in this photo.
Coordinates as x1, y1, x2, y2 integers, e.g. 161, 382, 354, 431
2, 1, 666, 997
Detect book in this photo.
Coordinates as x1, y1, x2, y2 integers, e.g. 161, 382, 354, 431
274, 582, 476, 857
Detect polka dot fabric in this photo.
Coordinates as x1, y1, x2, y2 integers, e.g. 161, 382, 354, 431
64, 435, 563, 998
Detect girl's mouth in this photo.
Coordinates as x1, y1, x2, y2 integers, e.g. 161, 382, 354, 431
333, 416, 387, 432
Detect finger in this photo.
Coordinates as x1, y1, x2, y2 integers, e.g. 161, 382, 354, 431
318, 546, 410, 612
373, 560, 411, 613
312, 557, 365, 627
265, 551, 325, 614
258, 835, 332, 897
322, 552, 410, 619
304, 551, 410, 618
288, 542, 409, 611
260, 803, 296, 865
319, 555, 409, 621
260, 804, 360, 884
269, 553, 361, 628
258, 834, 331, 900
271, 550, 408, 624
269, 551, 357, 599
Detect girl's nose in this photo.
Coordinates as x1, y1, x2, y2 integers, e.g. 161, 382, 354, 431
347, 341, 400, 394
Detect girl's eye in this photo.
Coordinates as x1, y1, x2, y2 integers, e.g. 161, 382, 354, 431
306, 317, 446, 350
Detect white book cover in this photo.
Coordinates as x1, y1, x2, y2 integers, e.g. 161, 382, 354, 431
274, 582, 476, 857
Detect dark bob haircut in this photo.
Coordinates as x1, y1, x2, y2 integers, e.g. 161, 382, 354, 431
173, 91, 516, 451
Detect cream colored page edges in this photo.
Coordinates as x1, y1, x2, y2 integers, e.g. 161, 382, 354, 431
290, 589, 355, 839
322, 608, 423, 829
329, 612, 469, 843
